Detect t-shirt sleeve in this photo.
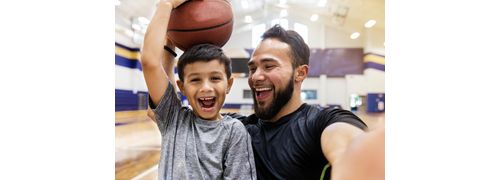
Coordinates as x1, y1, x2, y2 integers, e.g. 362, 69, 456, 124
148, 82, 183, 133
223, 120, 257, 180
313, 108, 368, 133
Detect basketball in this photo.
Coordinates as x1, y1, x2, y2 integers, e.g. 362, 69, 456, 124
167, 0, 233, 51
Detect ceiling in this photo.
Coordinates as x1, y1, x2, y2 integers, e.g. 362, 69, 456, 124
115, 0, 384, 45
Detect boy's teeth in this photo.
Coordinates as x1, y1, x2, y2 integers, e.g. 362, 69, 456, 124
199, 97, 214, 100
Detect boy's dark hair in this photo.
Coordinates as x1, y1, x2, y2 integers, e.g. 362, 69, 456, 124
177, 44, 232, 82
261, 24, 310, 68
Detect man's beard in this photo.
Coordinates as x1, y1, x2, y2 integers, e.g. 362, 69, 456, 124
253, 76, 294, 120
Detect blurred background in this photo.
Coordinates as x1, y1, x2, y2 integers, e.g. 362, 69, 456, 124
115, 0, 384, 179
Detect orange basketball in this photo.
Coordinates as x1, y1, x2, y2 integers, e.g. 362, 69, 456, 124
167, 0, 233, 51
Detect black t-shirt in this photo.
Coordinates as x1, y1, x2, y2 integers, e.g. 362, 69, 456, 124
243, 104, 367, 180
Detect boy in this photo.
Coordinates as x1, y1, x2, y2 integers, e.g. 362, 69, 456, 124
140, 0, 256, 179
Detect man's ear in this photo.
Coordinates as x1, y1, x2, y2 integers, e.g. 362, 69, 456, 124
226, 77, 234, 94
295, 65, 309, 82
176, 80, 185, 94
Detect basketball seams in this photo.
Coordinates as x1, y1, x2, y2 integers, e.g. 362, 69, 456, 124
168, 19, 232, 32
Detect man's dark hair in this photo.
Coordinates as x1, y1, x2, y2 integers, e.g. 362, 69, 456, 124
177, 44, 232, 82
261, 24, 310, 68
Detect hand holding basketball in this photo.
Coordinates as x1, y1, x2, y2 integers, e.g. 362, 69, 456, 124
156, 0, 188, 9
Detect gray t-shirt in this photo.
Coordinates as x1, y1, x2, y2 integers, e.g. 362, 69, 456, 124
150, 83, 256, 180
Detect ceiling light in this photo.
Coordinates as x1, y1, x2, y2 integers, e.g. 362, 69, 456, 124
115, 0, 121, 6
364, 20, 376, 28
310, 14, 319, 21
279, 0, 287, 5
350, 32, 360, 39
317, 0, 327, 7
280, 9, 288, 17
244, 15, 253, 23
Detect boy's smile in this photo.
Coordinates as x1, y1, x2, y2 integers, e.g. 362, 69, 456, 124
198, 96, 216, 112
178, 60, 233, 120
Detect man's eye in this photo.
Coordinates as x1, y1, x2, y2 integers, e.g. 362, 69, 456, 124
265, 65, 275, 70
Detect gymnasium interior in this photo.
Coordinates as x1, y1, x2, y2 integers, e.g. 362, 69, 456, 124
115, 0, 385, 179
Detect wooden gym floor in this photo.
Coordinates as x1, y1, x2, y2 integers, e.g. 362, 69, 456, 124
115, 108, 384, 180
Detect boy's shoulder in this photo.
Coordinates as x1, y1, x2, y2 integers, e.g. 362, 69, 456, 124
221, 114, 248, 132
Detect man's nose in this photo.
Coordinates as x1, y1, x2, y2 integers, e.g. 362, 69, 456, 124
251, 68, 265, 82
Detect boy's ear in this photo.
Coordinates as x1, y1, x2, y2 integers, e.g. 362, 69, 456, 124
295, 65, 309, 82
226, 77, 234, 94
176, 80, 185, 94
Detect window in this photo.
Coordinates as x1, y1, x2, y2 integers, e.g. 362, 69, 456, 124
252, 23, 266, 48
243, 89, 253, 99
300, 90, 317, 100
293, 23, 308, 44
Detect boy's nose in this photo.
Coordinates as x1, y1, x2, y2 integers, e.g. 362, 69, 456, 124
199, 81, 213, 93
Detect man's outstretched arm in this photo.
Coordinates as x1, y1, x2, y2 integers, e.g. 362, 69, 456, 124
320, 122, 365, 179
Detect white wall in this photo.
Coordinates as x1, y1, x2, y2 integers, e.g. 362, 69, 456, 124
115, 27, 149, 93
115, 66, 148, 93
225, 78, 253, 105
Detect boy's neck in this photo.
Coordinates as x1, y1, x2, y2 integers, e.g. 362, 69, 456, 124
199, 113, 224, 121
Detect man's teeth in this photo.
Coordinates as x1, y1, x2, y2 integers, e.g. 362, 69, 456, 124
255, 88, 272, 92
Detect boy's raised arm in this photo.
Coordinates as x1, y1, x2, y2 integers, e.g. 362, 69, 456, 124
141, 0, 185, 106
163, 38, 177, 93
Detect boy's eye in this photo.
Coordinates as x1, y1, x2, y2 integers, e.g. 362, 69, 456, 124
211, 77, 222, 81
190, 78, 200, 82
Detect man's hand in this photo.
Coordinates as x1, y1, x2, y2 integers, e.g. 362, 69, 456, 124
331, 125, 385, 180
320, 122, 365, 180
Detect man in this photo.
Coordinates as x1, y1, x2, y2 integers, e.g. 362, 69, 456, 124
148, 24, 367, 179
242, 24, 367, 179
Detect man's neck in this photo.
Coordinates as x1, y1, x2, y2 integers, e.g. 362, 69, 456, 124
269, 91, 304, 122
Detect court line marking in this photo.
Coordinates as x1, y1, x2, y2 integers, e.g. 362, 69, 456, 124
115, 119, 150, 126
131, 164, 159, 180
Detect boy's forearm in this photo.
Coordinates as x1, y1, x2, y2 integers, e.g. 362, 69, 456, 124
141, 2, 174, 106
141, 2, 173, 68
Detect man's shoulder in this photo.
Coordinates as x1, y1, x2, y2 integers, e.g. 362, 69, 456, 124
221, 112, 259, 125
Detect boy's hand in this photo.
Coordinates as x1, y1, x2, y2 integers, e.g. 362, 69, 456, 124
157, 0, 188, 9
172, 0, 188, 8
